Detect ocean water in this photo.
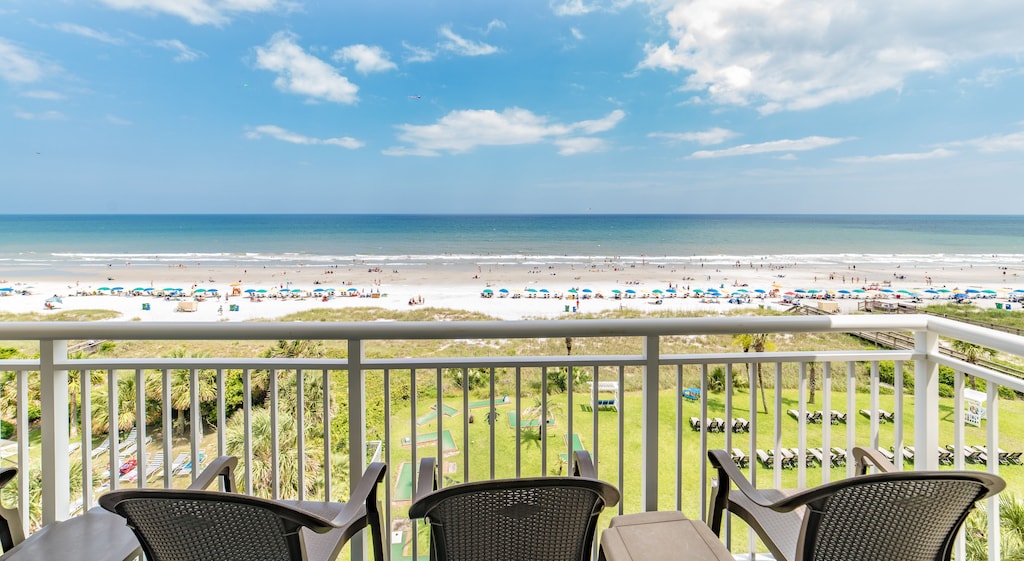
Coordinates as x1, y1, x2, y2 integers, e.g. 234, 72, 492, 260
0, 214, 1022, 273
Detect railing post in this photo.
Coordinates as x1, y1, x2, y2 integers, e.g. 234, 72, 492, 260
347, 338, 367, 560
39, 339, 70, 524
641, 335, 659, 512
913, 328, 939, 470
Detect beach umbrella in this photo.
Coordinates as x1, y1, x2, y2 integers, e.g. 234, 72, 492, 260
852, 289, 866, 293
625, 289, 636, 294
652, 289, 663, 294
290, 288, 302, 293
499, 288, 509, 293
692, 289, 703, 294
666, 288, 677, 293
965, 289, 980, 294
1014, 289, 1024, 293
897, 289, 912, 295
98, 287, 111, 291
982, 289, 997, 295
567, 289, 578, 294
143, 287, 154, 292
526, 288, 538, 293
794, 289, 806, 294
313, 288, 325, 293
46, 296, 62, 304
325, 288, 337, 293
539, 289, 549, 294
0, 288, 12, 292
256, 289, 268, 294
582, 288, 592, 293
880, 288, 894, 293
611, 289, 622, 294
837, 289, 850, 294
924, 289, 938, 294
194, 288, 207, 293
482, 289, 493, 294
132, 287, 146, 292
207, 288, 218, 292
111, 286, 123, 291
244, 289, 256, 293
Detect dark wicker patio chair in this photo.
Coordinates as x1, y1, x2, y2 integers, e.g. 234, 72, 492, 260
409, 450, 618, 561
0, 467, 25, 552
708, 447, 1005, 561
100, 458, 387, 561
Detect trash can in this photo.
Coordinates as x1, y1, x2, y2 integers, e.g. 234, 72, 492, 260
997, 303, 1004, 309
230, 304, 239, 312
564, 305, 570, 312
1007, 304, 1012, 311
142, 303, 150, 311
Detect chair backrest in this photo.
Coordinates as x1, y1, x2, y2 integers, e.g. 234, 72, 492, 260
0, 467, 25, 552
795, 471, 1004, 561
409, 473, 618, 561
100, 489, 337, 561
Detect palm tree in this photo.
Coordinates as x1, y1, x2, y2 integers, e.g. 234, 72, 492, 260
67, 350, 106, 438
952, 340, 996, 390
144, 348, 218, 436
734, 333, 773, 414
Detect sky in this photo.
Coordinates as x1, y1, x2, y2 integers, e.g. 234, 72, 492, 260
2, 0, 1024, 214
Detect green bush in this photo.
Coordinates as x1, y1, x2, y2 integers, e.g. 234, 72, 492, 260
938, 384, 955, 398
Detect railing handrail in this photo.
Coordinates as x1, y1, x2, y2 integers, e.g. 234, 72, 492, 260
0, 314, 934, 341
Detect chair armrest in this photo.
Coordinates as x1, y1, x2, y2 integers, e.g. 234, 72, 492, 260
851, 446, 897, 475
571, 450, 596, 478
187, 456, 238, 492
413, 457, 439, 504
323, 462, 388, 529
707, 449, 778, 509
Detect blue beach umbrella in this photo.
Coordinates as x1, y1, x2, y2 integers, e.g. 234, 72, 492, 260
499, 288, 509, 294
313, 288, 325, 292
0, 288, 12, 292
244, 289, 256, 293
837, 289, 850, 294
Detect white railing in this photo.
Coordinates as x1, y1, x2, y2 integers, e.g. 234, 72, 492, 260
1, 314, 1022, 560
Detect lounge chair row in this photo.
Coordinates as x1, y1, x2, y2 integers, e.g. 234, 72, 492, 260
943, 444, 1023, 465
786, 410, 850, 424
688, 417, 749, 433
752, 447, 849, 469
858, 408, 896, 422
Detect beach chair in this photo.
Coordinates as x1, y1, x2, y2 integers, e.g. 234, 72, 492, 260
731, 418, 750, 433
168, 452, 190, 476
688, 417, 703, 431
776, 448, 797, 469
707, 447, 1006, 561
937, 447, 955, 465
756, 449, 774, 469
829, 410, 846, 424
787, 448, 815, 468
409, 450, 618, 561
730, 448, 749, 468
897, 446, 915, 464
808, 410, 823, 424
829, 447, 848, 467
101, 458, 388, 561
1007, 451, 1023, 465
682, 388, 700, 402
808, 447, 824, 466
879, 409, 896, 422
709, 418, 726, 432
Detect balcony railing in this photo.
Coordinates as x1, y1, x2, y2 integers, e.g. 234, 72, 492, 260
1, 314, 1022, 560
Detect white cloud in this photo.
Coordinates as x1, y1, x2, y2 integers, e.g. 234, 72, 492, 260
255, 32, 359, 104
571, 27, 585, 41
333, 44, 397, 74
99, 0, 296, 26
52, 22, 123, 45
649, 127, 737, 145
638, 1, 1024, 113
689, 135, 849, 159
552, 0, 597, 16
22, 90, 64, 100
15, 110, 65, 120
106, 114, 133, 125
0, 39, 46, 83
154, 39, 204, 62
245, 125, 363, 149
386, 107, 623, 156
555, 137, 607, 155
946, 131, 1024, 153
438, 26, 498, 57
402, 42, 436, 63
837, 148, 956, 163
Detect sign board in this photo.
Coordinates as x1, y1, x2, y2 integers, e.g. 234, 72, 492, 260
963, 388, 987, 427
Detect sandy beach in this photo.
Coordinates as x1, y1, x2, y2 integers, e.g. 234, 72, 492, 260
1, 257, 1020, 322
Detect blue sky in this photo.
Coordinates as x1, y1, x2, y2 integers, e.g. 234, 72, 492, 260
2, 1, 1024, 214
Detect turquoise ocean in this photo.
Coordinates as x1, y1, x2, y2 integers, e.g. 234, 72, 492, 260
0, 215, 1022, 276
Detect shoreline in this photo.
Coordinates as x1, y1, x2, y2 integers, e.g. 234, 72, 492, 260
1, 258, 1020, 322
